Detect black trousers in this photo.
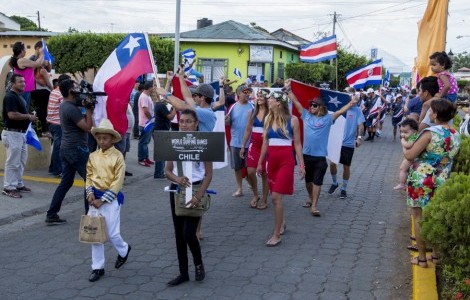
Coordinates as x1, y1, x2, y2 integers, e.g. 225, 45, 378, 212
169, 183, 202, 276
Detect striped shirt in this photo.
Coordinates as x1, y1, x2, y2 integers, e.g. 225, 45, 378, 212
46, 88, 63, 125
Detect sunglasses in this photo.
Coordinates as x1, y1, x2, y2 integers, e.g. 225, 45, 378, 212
310, 103, 319, 108
242, 90, 251, 95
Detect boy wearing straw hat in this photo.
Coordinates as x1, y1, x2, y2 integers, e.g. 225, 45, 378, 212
86, 119, 131, 282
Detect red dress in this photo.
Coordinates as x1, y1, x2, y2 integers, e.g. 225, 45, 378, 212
246, 116, 266, 171
266, 120, 294, 195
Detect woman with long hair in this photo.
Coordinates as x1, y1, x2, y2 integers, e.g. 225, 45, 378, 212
165, 109, 213, 285
240, 88, 270, 209
403, 98, 460, 267
9, 41, 45, 110
257, 91, 305, 247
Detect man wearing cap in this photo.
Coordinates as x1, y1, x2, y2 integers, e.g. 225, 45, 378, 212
45, 79, 94, 225
328, 88, 365, 199
156, 71, 218, 132
225, 84, 255, 197
364, 88, 380, 142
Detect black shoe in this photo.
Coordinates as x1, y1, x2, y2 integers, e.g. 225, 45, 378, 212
328, 184, 339, 194
125, 171, 133, 176
364, 137, 372, 141
167, 274, 189, 286
89, 269, 105, 282
45, 215, 67, 226
195, 264, 205, 281
115, 245, 131, 269
340, 190, 347, 199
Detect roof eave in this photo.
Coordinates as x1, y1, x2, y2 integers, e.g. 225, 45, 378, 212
178, 38, 299, 51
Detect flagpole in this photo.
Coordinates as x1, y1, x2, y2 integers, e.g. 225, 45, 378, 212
174, 0, 181, 72
144, 32, 161, 89
335, 58, 338, 90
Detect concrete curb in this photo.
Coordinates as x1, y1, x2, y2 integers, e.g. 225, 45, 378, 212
411, 217, 438, 300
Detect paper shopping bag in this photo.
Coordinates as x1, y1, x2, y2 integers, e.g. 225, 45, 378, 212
79, 214, 108, 244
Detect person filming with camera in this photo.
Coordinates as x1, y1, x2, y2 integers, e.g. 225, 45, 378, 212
45, 79, 95, 225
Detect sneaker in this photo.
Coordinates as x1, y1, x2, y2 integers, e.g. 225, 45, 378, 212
145, 158, 155, 165
138, 160, 150, 167
328, 184, 339, 194
340, 190, 347, 199
17, 186, 31, 193
45, 215, 67, 226
2, 188, 22, 198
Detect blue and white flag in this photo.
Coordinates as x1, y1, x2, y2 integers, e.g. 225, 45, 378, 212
25, 123, 42, 151
41, 38, 54, 64
233, 68, 242, 79
383, 70, 390, 87
251, 74, 265, 82
143, 117, 155, 133
181, 48, 196, 72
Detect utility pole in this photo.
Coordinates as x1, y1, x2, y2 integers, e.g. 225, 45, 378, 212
328, 11, 341, 90
37, 11, 41, 30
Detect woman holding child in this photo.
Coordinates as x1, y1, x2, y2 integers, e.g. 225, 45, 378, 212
403, 99, 460, 268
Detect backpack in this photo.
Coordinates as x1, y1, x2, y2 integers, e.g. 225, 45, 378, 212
459, 114, 470, 137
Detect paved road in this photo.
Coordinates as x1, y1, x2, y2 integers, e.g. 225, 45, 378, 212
0, 119, 411, 299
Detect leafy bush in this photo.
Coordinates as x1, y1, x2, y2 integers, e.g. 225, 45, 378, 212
285, 62, 334, 85
452, 137, 470, 174
421, 173, 470, 299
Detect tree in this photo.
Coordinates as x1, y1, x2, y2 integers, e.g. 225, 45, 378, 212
47, 33, 174, 80
285, 62, 334, 85
453, 51, 470, 70
336, 46, 369, 90
9, 15, 47, 31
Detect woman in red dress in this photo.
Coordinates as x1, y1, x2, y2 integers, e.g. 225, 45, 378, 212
257, 91, 305, 247
240, 89, 270, 209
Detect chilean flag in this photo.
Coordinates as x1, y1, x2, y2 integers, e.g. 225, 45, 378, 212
300, 35, 337, 63
345, 59, 382, 90
290, 80, 351, 164
93, 33, 153, 135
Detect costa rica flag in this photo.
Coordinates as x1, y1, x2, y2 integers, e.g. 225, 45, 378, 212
300, 35, 337, 63
345, 59, 383, 90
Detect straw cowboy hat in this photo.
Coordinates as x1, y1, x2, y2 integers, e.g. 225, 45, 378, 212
91, 119, 122, 143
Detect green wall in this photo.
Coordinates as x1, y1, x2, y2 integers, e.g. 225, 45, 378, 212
180, 41, 299, 84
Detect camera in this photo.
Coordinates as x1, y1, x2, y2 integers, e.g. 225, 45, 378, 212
72, 80, 107, 109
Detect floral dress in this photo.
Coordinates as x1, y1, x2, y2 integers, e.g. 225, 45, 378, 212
407, 126, 460, 208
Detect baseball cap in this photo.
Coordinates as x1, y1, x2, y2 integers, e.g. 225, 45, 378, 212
189, 86, 198, 94
195, 84, 214, 99
309, 97, 325, 106
236, 84, 252, 94
395, 93, 403, 98
366, 88, 374, 93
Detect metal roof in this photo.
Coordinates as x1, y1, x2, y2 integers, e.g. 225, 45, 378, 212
0, 31, 62, 37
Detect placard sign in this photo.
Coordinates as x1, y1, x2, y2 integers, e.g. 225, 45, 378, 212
154, 131, 225, 162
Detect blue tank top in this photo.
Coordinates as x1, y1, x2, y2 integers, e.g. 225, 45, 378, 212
267, 118, 293, 140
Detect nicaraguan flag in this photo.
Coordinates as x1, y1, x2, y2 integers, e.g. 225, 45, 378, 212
25, 123, 42, 151
345, 59, 383, 89
93, 33, 153, 135
251, 74, 265, 82
300, 35, 337, 63
233, 68, 242, 79
383, 70, 390, 87
41, 38, 54, 64
143, 117, 155, 133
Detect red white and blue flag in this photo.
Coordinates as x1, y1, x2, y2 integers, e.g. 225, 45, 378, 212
290, 80, 351, 164
346, 59, 382, 89
93, 33, 153, 135
300, 35, 337, 63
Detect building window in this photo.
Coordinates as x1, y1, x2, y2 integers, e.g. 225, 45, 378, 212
3, 45, 7, 48
197, 58, 228, 83
278, 62, 285, 79
280, 51, 283, 59
291, 53, 294, 61
248, 62, 264, 81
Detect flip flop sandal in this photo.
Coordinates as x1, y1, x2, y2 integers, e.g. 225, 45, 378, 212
257, 203, 268, 210
427, 255, 439, 265
302, 202, 312, 208
250, 197, 260, 208
311, 210, 321, 217
266, 239, 282, 247
232, 192, 243, 197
